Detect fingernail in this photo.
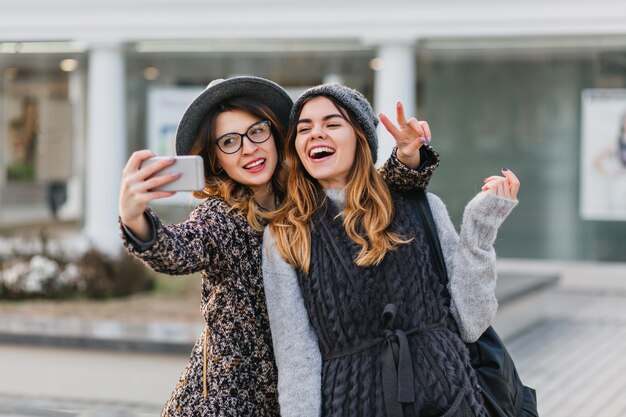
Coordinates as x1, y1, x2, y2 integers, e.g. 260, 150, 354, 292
419, 137, 428, 144
173, 172, 182, 178
502, 167, 509, 172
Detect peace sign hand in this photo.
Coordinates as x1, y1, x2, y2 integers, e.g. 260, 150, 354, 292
379, 101, 431, 169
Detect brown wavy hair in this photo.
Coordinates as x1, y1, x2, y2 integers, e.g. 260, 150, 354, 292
268, 95, 410, 273
188, 97, 287, 231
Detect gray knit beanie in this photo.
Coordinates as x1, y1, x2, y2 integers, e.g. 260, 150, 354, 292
290, 83, 378, 163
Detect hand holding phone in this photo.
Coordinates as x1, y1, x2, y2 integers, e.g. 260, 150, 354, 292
140, 155, 205, 192
120, 153, 206, 240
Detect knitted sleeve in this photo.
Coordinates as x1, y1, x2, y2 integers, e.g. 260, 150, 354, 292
261, 227, 322, 417
378, 144, 440, 192
119, 198, 237, 275
427, 192, 518, 342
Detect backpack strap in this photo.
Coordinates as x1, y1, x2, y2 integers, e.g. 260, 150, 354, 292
409, 191, 538, 417
409, 189, 449, 286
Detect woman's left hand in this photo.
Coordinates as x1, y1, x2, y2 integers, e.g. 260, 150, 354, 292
482, 168, 520, 200
379, 102, 431, 169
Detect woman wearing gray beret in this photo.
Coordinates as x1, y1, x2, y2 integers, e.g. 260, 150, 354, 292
118, 76, 439, 417
264, 84, 520, 417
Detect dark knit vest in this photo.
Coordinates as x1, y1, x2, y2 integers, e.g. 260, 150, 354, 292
296, 193, 488, 417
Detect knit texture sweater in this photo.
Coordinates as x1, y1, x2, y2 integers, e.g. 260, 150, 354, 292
262, 190, 517, 417
119, 146, 439, 417
306, 191, 488, 416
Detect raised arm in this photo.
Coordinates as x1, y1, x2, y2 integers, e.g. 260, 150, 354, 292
118, 150, 227, 275
428, 169, 520, 342
119, 149, 178, 241
379, 145, 440, 192
377, 102, 440, 191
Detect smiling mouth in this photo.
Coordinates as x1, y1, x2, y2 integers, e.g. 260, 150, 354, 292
309, 147, 335, 160
244, 159, 266, 169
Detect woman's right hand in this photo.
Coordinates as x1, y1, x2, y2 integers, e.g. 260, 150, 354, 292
119, 150, 179, 236
379, 102, 431, 169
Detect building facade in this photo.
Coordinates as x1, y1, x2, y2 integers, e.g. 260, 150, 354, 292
1, 0, 625, 260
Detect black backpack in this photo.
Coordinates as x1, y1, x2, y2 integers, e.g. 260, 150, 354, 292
410, 189, 539, 417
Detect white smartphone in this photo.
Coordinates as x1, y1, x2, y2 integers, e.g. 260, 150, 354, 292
140, 155, 205, 192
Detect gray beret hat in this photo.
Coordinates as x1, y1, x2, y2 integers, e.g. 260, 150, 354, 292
290, 83, 378, 163
175, 76, 293, 155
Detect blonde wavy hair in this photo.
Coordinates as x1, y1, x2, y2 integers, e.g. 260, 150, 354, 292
269, 95, 410, 273
188, 97, 286, 231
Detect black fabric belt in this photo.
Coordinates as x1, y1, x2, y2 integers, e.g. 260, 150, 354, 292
323, 303, 446, 417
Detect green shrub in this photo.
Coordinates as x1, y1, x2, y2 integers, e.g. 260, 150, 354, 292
79, 249, 154, 299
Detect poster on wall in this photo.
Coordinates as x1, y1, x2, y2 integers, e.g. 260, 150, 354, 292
147, 86, 203, 156
147, 86, 203, 205
580, 89, 626, 220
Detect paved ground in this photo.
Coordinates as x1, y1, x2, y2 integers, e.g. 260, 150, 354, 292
0, 260, 625, 416
0, 281, 199, 416
507, 288, 626, 417
0, 344, 188, 415
0, 394, 161, 417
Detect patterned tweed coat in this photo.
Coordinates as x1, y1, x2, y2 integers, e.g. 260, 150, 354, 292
120, 146, 439, 417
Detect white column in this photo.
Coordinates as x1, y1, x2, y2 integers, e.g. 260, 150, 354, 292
58, 65, 85, 221
83, 42, 125, 255
373, 43, 416, 165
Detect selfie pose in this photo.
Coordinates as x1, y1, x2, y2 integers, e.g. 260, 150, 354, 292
118, 76, 439, 417
264, 84, 520, 417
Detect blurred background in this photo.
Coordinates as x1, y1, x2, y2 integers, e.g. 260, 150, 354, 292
1, 1, 626, 416
1, 0, 625, 259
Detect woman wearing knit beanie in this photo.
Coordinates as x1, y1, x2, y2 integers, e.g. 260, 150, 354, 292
263, 84, 520, 417
118, 76, 439, 417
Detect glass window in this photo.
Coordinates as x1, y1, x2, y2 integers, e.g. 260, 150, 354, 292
420, 48, 626, 262
0, 53, 84, 229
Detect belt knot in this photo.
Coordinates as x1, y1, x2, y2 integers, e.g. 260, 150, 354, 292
381, 303, 415, 417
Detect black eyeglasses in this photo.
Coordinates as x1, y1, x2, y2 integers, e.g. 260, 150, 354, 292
215, 120, 272, 154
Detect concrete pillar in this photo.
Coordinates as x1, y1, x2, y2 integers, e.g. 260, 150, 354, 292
373, 42, 416, 165
58, 65, 85, 221
83, 42, 125, 254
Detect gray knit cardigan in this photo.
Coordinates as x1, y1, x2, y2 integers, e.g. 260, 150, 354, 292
262, 190, 517, 417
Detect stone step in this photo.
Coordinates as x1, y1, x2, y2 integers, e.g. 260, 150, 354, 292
0, 272, 559, 354
493, 272, 560, 341
0, 315, 203, 355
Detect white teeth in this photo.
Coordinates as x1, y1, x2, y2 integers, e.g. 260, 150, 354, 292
309, 147, 335, 157
245, 159, 265, 169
